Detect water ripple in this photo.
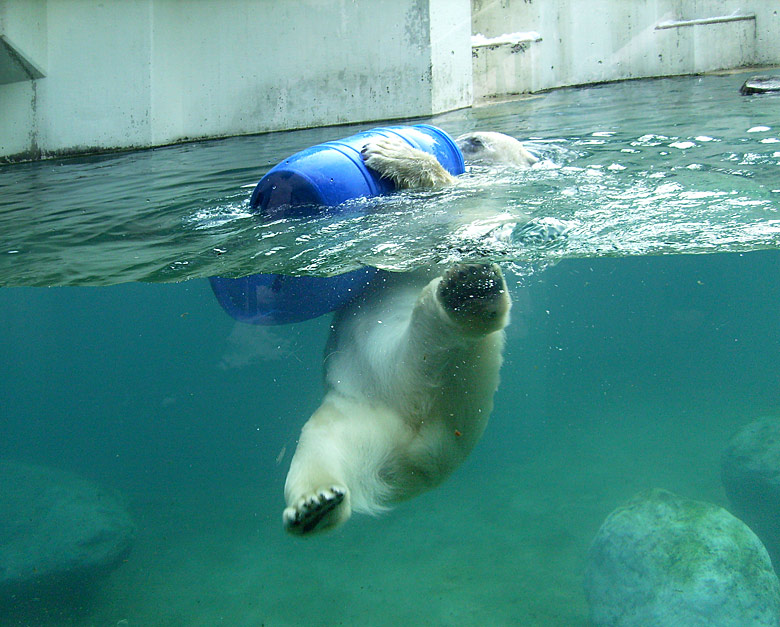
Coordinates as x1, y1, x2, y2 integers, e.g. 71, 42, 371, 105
1, 73, 778, 286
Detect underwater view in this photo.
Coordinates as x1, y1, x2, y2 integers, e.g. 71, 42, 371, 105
1, 71, 779, 625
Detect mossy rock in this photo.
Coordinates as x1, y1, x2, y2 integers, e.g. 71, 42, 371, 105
585, 488, 780, 627
0, 460, 135, 604
722, 416, 780, 563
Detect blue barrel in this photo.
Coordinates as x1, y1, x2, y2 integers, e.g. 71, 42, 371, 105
210, 124, 464, 325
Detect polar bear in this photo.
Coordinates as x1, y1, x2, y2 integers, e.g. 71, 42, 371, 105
282, 136, 514, 535
354, 131, 537, 190
283, 263, 510, 534
359, 130, 563, 245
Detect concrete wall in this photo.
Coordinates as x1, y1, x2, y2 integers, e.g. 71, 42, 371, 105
472, 0, 780, 100
0, 0, 472, 162
1, 0, 778, 162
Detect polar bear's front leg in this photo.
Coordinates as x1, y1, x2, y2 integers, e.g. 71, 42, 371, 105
435, 263, 510, 336
283, 407, 353, 535
361, 136, 456, 189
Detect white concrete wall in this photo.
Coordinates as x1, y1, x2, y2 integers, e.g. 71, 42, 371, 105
0, 0, 472, 162
472, 0, 780, 100
1, 0, 778, 161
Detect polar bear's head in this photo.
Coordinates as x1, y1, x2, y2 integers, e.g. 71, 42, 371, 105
455, 131, 538, 168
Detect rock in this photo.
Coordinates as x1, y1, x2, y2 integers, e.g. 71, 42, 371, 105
740, 75, 780, 95
722, 416, 780, 564
0, 460, 135, 602
584, 488, 780, 627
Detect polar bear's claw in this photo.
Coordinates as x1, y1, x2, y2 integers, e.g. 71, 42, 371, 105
283, 485, 346, 535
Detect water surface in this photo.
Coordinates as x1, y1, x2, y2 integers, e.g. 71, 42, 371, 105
1, 72, 777, 286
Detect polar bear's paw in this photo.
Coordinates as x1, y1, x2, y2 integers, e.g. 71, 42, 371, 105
361, 137, 455, 189
283, 485, 348, 535
437, 263, 510, 334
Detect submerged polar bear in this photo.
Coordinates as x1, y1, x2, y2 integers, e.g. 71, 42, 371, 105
282, 132, 528, 535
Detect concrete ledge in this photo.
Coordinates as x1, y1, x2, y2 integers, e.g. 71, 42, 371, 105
472, 31, 544, 100
0, 35, 45, 84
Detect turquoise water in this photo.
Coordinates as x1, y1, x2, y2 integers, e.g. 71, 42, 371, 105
1, 72, 779, 625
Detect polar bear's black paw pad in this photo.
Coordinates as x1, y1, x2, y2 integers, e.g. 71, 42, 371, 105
283, 486, 346, 535
438, 263, 509, 331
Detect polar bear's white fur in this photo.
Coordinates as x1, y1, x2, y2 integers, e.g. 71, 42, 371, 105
358, 131, 537, 190
282, 133, 514, 535
456, 131, 538, 167
283, 264, 510, 534
360, 137, 457, 188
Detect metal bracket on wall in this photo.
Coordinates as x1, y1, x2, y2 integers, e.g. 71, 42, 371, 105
655, 13, 756, 31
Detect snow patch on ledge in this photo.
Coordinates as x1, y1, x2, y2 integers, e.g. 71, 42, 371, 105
471, 32, 543, 48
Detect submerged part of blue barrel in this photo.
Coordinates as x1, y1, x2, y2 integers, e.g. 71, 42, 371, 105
209, 271, 375, 325
210, 124, 465, 325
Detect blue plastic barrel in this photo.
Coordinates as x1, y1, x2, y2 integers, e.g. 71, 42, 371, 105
210, 124, 464, 325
